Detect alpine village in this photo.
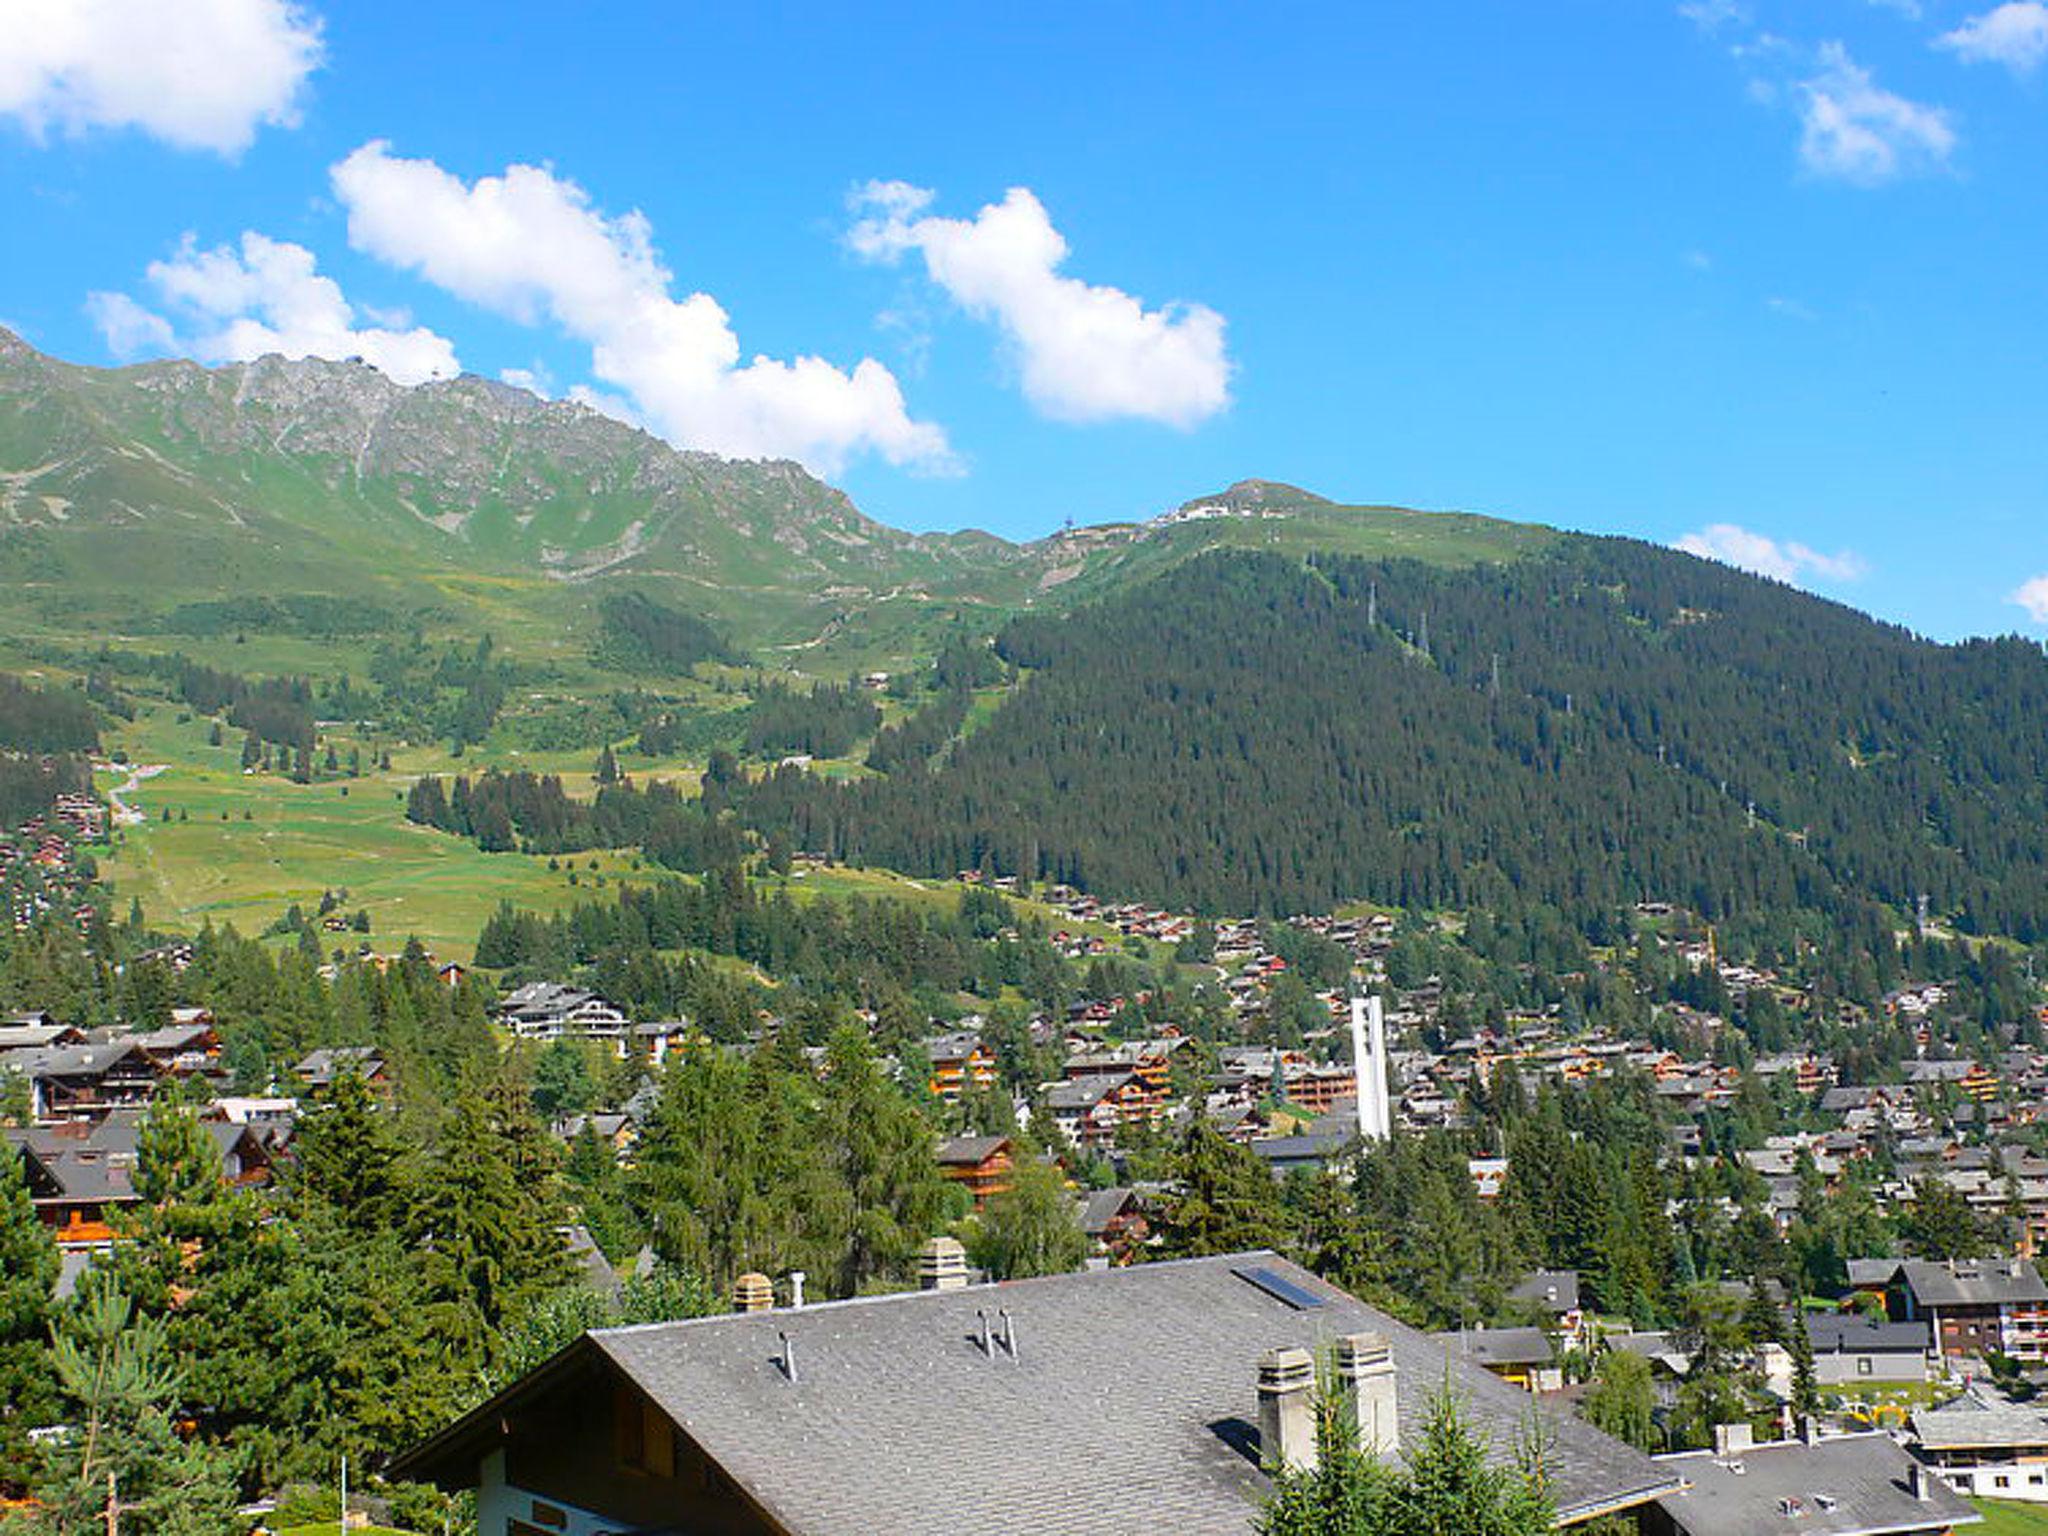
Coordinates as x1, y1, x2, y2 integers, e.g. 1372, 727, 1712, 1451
8, 6, 2048, 1536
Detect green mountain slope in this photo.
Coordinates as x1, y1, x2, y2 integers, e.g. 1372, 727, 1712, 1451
727, 541, 2048, 934
0, 333, 1547, 669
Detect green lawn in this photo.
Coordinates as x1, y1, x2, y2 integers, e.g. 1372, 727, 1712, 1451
94, 704, 652, 962
1972, 1498, 2048, 1534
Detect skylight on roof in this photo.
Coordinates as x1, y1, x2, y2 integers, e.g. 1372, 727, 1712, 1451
1234, 1265, 1325, 1311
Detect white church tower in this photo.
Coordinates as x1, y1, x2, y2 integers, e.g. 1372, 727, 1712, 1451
1349, 993, 1393, 1141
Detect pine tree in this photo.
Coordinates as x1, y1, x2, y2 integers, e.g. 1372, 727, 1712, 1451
1157, 1120, 1292, 1258
36, 1281, 241, 1536
0, 1146, 59, 1492
1385, 1385, 1556, 1536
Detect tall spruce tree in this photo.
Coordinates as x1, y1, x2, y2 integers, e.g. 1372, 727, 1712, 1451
0, 1145, 58, 1492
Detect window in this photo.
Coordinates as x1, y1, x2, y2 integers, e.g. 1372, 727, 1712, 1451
1858, 1358, 1873, 1375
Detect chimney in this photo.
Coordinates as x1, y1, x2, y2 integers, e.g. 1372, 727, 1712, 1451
1713, 1422, 1755, 1458
1258, 1347, 1319, 1475
1335, 1332, 1399, 1458
918, 1235, 969, 1292
786, 1270, 806, 1310
1907, 1460, 1933, 1501
732, 1271, 774, 1313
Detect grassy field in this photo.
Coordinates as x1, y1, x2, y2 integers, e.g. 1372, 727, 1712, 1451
94, 704, 653, 963
1973, 1498, 2048, 1534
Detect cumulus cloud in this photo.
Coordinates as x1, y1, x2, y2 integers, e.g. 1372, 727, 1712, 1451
1939, 3, 2048, 73
1797, 43, 1956, 184
0, 0, 321, 154
847, 181, 1233, 429
328, 143, 951, 475
1676, 524, 1870, 585
89, 231, 460, 384
2011, 574, 2048, 624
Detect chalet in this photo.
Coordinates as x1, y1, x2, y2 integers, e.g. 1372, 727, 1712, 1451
390, 1250, 1680, 1534
5, 1132, 136, 1246
1076, 1186, 1150, 1261
1646, 1429, 1977, 1536
631, 1020, 691, 1065
1044, 1072, 1159, 1147
934, 1134, 1013, 1207
129, 1021, 221, 1076
294, 1045, 389, 1093
921, 1030, 997, 1101
1913, 1388, 2048, 1503
11, 1040, 161, 1120
0, 1019, 86, 1056
5, 1109, 269, 1244
497, 983, 630, 1044
1887, 1258, 2048, 1362
1510, 1270, 1589, 1350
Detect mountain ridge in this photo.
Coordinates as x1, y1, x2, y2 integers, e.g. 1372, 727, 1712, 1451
0, 330, 1555, 665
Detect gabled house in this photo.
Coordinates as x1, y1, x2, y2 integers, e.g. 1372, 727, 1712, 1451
1887, 1258, 2048, 1362
12, 1040, 161, 1120
390, 1251, 1681, 1534
921, 1031, 997, 1101
497, 983, 630, 1044
1913, 1388, 2048, 1502
934, 1134, 1013, 1207
293, 1045, 389, 1094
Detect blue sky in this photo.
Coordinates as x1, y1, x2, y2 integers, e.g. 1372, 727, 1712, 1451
4, 2, 2048, 639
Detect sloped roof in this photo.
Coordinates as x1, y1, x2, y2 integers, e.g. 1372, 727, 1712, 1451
395, 1251, 1677, 1533
1510, 1269, 1582, 1315
1897, 1258, 2048, 1307
1654, 1432, 1977, 1536
1913, 1388, 2048, 1451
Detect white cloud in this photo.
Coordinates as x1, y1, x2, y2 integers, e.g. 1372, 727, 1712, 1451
1676, 523, 1870, 585
1939, 3, 2048, 73
1678, 0, 1750, 32
1868, 0, 1923, 18
2011, 574, 2048, 624
847, 181, 1233, 429
0, 0, 320, 155
328, 143, 951, 476
89, 231, 460, 385
1797, 43, 1956, 184
84, 289, 174, 355
1765, 295, 1818, 320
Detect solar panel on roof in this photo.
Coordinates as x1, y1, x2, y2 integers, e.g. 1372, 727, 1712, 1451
1234, 1265, 1325, 1311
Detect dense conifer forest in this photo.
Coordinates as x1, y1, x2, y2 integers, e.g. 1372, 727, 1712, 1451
727, 543, 2048, 932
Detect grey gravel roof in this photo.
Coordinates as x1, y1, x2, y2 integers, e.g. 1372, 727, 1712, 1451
1654, 1432, 1978, 1536
581, 1252, 1675, 1534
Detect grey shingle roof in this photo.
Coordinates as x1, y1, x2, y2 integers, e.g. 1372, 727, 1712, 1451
1808, 1315, 1931, 1354
1654, 1432, 1978, 1536
1898, 1258, 2048, 1308
1913, 1388, 2048, 1451
580, 1252, 1674, 1533
1433, 1325, 1557, 1369
1510, 1269, 1582, 1315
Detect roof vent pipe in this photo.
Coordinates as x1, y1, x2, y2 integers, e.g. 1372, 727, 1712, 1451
999, 1307, 1019, 1361
778, 1330, 797, 1385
